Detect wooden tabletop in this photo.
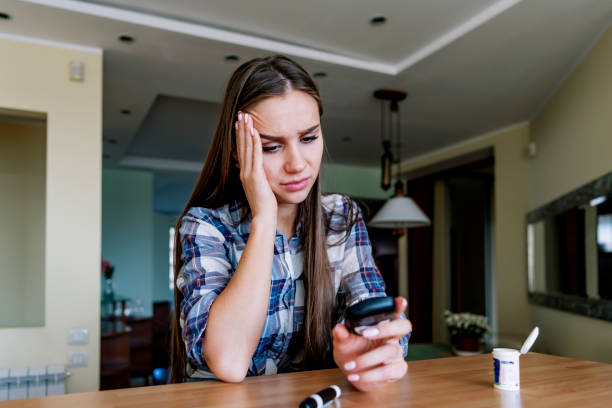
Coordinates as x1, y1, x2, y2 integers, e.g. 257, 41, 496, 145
4, 353, 611, 407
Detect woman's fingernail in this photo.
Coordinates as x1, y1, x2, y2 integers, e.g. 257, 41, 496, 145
362, 328, 379, 338
238, 112, 242, 120
235, 122, 238, 130
348, 374, 359, 382
344, 361, 356, 371
402, 298, 407, 308
244, 113, 249, 121
250, 127, 254, 136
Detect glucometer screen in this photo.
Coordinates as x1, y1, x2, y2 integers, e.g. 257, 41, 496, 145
344, 296, 395, 335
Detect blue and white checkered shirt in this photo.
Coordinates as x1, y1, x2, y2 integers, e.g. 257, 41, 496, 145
177, 193, 409, 379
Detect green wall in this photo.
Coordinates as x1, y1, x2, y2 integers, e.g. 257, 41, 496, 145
102, 168, 155, 316
321, 162, 389, 199
153, 211, 177, 303
102, 168, 180, 316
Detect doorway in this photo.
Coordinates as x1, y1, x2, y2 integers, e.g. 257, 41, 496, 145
404, 148, 494, 343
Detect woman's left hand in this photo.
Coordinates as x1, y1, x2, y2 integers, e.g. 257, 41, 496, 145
332, 297, 412, 392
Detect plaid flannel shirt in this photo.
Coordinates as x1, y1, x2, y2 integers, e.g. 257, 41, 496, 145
177, 193, 409, 379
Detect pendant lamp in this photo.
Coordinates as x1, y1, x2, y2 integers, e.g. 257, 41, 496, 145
369, 89, 431, 229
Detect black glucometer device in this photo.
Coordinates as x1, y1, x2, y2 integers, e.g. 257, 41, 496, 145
344, 296, 396, 335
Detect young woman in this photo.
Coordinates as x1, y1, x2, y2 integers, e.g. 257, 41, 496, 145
170, 55, 412, 392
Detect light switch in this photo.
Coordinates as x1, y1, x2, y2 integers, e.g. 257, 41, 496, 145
69, 60, 84, 81
67, 328, 89, 345
68, 351, 88, 368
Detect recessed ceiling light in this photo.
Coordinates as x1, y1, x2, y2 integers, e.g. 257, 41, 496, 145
225, 55, 239, 62
341, 136, 352, 142
370, 16, 387, 26
118, 35, 134, 43
120, 109, 131, 115
0, 12, 10, 20
313, 72, 327, 78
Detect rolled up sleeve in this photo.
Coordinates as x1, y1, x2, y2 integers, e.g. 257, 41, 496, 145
177, 212, 232, 367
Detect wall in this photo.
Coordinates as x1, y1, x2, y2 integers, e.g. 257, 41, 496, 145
153, 211, 177, 303
102, 168, 175, 313
321, 162, 389, 199
431, 180, 449, 342
0, 119, 45, 328
0, 37, 102, 393
150, 163, 387, 216
398, 123, 532, 343
529, 25, 612, 363
102, 168, 154, 316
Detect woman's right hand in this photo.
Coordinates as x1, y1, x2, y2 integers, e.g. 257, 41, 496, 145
235, 111, 277, 221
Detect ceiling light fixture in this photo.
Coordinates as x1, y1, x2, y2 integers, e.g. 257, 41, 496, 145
225, 55, 239, 61
0, 12, 10, 20
120, 109, 131, 115
370, 16, 387, 26
118, 35, 134, 43
313, 72, 327, 78
369, 89, 431, 229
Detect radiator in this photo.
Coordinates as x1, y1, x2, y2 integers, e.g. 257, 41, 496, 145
0, 365, 69, 401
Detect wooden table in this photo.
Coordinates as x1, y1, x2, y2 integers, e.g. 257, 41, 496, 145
4, 353, 611, 407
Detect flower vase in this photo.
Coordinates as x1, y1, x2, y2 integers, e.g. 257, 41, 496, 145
103, 277, 114, 300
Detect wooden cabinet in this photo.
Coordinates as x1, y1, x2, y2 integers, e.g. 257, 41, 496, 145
126, 317, 153, 383
100, 302, 171, 388
100, 322, 131, 390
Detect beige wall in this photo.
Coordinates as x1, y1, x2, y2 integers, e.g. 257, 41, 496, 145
0, 119, 46, 328
0, 37, 102, 392
399, 123, 532, 343
431, 179, 448, 342
529, 25, 612, 363
529, 29, 612, 210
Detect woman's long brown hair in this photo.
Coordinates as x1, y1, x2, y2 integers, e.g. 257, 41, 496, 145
170, 55, 355, 383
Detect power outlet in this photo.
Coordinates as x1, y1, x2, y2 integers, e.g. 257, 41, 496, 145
68, 351, 88, 368
67, 328, 89, 345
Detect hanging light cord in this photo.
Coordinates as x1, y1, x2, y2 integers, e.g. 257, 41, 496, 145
380, 99, 384, 146
395, 101, 401, 165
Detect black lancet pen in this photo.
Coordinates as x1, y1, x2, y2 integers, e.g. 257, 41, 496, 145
299, 385, 341, 408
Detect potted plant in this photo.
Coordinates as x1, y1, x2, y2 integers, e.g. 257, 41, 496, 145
444, 310, 490, 352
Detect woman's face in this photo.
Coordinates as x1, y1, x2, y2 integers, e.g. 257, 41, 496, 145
247, 89, 324, 206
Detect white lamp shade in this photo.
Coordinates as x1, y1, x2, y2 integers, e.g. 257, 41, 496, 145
369, 196, 431, 229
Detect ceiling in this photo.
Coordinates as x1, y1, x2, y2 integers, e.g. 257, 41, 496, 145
2, 0, 612, 207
